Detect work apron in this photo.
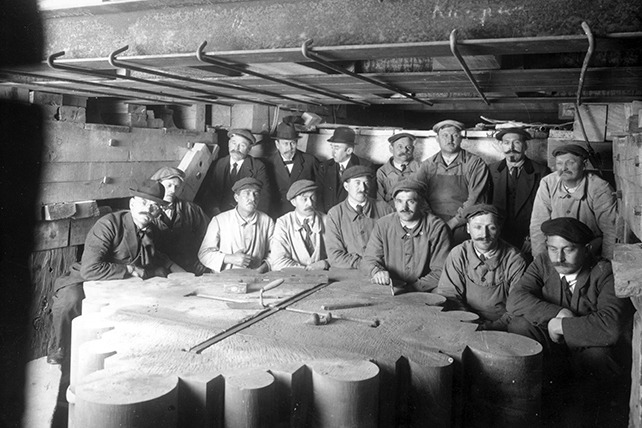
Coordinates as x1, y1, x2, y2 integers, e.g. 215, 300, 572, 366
426, 173, 469, 244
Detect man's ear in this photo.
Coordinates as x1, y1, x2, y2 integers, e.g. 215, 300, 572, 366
343, 181, 350, 192
346, 146, 354, 155
233, 193, 240, 204
388, 144, 394, 155
290, 199, 296, 208
465, 222, 471, 236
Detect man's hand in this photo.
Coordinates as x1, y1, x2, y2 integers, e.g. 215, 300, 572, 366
127, 264, 146, 279
224, 252, 252, 268
547, 317, 564, 343
371, 270, 391, 285
305, 260, 329, 271
556, 308, 574, 318
254, 262, 269, 274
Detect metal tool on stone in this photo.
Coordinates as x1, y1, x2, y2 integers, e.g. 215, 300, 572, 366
185, 278, 285, 305
283, 307, 380, 328
321, 301, 372, 311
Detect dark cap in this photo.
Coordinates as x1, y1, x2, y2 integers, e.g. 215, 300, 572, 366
287, 179, 318, 200
275, 121, 300, 140
391, 179, 426, 198
388, 132, 417, 144
130, 179, 169, 206
541, 217, 594, 245
432, 120, 465, 133
495, 128, 532, 141
462, 203, 503, 221
327, 126, 356, 145
552, 144, 589, 159
150, 166, 185, 182
228, 129, 256, 145
341, 165, 373, 183
232, 177, 263, 193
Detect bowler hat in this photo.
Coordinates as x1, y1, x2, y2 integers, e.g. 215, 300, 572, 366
275, 122, 300, 140
228, 129, 256, 145
328, 127, 356, 145
462, 204, 504, 221
287, 179, 318, 200
495, 128, 532, 141
130, 179, 169, 206
341, 165, 373, 183
232, 177, 263, 193
388, 132, 417, 144
541, 217, 594, 245
432, 120, 465, 133
150, 166, 185, 182
391, 179, 426, 198
552, 144, 589, 159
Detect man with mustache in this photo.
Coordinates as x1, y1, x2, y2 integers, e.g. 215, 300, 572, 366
196, 128, 271, 217
489, 128, 549, 257
198, 177, 273, 273
317, 126, 374, 213
268, 180, 329, 271
530, 144, 617, 259
507, 218, 633, 412
47, 180, 186, 364
326, 166, 394, 269
438, 204, 527, 330
362, 180, 451, 292
377, 132, 421, 207
414, 120, 491, 245
265, 120, 319, 218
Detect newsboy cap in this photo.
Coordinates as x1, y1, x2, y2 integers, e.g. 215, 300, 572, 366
150, 166, 185, 182
287, 179, 318, 200
391, 179, 426, 198
341, 165, 373, 183
232, 177, 263, 193
388, 132, 417, 144
228, 128, 256, 145
130, 179, 168, 206
328, 126, 356, 145
541, 217, 594, 245
552, 144, 589, 159
462, 203, 503, 221
432, 120, 465, 133
494, 128, 532, 141
275, 121, 300, 140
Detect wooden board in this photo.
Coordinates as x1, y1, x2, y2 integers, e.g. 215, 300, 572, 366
177, 143, 217, 203
32, 219, 70, 251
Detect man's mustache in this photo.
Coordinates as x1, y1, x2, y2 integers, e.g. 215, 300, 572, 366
504, 150, 521, 155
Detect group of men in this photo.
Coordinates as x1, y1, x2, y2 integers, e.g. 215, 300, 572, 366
48, 118, 631, 407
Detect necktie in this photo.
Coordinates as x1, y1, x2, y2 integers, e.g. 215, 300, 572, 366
478, 253, 487, 262
561, 276, 572, 304
399, 163, 407, 172
339, 164, 346, 175
230, 162, 238, 180
509, 167, 518, 181
283, 160, 294, 165
355, 204, 364, 217
301, 219, 315, 256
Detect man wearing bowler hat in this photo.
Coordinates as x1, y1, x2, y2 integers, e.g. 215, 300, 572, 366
489, 128, 550, 256
317, 126, 374, 213
268, 180, 329, 271
414, 120, 491, 246
199, 178, 274, 273
265, 120, 319, 218
530, 143, 617, 259
47, 180, 186, 365
377, 132, 421, 207
326, 166, 394, 269
196, 128, 271, 217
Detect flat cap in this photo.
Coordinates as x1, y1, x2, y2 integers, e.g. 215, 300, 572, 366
341, 165, 373, 183
552, 144, 589, 159
462, 203, 503, 221
541, 217, 594, 245
232, 177, 263, 193
391, 179, 426, 198
228, 128, 256, 145
495, 128, 532, 141
150, 166, 185, 182
328, 126, 356, 145
287, 179, 318, 200
388, 132, 417, 144
432, 120, 465, 133
275, 121, 300, 140
130, 179, 168, 206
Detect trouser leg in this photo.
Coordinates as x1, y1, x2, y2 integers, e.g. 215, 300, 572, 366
50, 283, 84, 353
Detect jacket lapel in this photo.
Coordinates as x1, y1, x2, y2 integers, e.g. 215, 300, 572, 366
514, 158, 536, 215
289, 151, 304, 182
123, 212, 140, 262
493, 160, 508, 209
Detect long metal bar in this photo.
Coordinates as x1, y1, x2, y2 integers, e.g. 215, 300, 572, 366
2, 69, 193, 106
301, 39, 433, 107
449, 30, 490, 106
197, 41, 369, 106
48, 51, 232, 106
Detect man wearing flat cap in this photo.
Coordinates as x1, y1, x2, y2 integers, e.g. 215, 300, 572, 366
414, 120, 491, 245
362, 179, 451, 292
507, 217, 633, 400
265, 120, 319, 218
489, 128, 549, 256
150, 166, 210, 275
268, 180, 329, 271
438, 204, 527, 330
196, 128, 271, 217
317, 126, 374, 213
326, 165, 394, 269
47, 180, 186, 364
198, 177, 274, 273
530, 143, 617, 259
377, 132, 421, 207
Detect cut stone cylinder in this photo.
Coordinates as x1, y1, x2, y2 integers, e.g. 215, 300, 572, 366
223, 369, 276, 428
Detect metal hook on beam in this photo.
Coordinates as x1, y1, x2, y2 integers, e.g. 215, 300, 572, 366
301, 39, 433, 107
449, 29, 490, 106
109, 45, 317, 108
196, 41, 369, 106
